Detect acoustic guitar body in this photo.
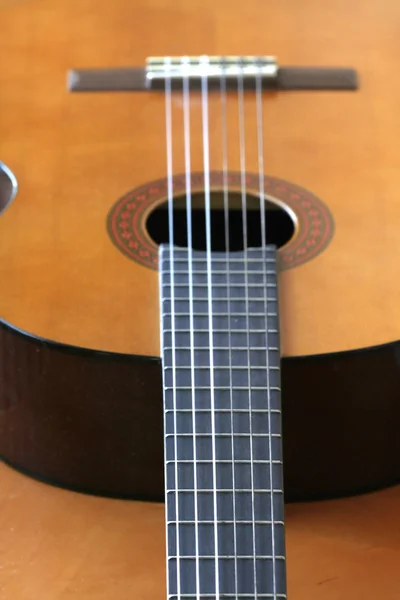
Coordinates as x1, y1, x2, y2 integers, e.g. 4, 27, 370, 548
1, 1, 400, 598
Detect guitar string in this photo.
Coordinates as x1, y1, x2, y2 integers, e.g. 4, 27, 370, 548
181, 55, 201, 600
200, 54, 221, 599
164, 56, 278, 600
220, 61, 239, 599
237, 61, 259, 598
164, 56, 181, 600
255, 61, 277, 598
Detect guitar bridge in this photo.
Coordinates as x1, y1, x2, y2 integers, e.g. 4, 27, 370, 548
67, 55, 358, 92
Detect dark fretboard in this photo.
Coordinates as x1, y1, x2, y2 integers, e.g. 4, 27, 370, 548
159, 245, 287, 600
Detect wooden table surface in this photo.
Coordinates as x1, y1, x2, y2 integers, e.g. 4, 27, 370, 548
0, 461, 399, 599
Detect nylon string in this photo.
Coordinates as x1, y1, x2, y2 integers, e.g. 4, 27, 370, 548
200, 55, 221, 599
255, 61, 278, 598
181, 56, 201, 600
164, 56, 181, 600
237, 62, 259, 598
220, 61, 239, 599
165, 56, 278, 600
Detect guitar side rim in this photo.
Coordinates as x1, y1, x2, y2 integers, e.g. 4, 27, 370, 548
1, 315, 399, 503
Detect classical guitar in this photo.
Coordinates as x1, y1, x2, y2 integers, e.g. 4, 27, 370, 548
1, 0, 400, 598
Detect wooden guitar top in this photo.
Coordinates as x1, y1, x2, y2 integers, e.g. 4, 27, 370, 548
0, 0, 400, 358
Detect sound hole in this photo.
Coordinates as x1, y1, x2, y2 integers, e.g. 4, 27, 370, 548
146, 190, 295, 251
0, 162, 18, 216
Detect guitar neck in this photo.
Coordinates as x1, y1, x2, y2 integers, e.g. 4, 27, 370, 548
159, 245, 287, 599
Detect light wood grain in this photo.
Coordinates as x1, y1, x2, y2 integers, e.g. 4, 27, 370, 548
1, 0, 400, 357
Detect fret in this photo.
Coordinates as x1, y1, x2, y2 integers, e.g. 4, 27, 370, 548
168, 555, 285, 560
165, 419, 281, 435
162, 320, 279, 333
167, 520, 285, 525
163, 313, 278, 319
164, 386, 281, 392
167, 519, 286, 556
160, 245, 286, 599
164, 391, 281, 412
165, 433, 281, 438
168, 595, 287, 599
166, 489, 284, 494
162, 294, 277, 300
167, 519, 286, 555
162, 294, 277, 299
161, 273, 277, 287
163, 328, 279, 333
163, 345, 280, 351
165, 432, 281, 440
162, 311, 276, 317
163, 312, 277, 318
166, 463, 283, 490
165, 373, 280, 390
164, 408, 282, 413
165, 331, 280, 346
162, 291, 277, 297
166, 432, 283, 460
166, 556, 287, 596
162, 267, 277, 274
166, 489, 285, 522
163, 365, 280, 371
162, 256, 276, 261
162, 282, 277, 289
162, 290, 277, 296
160, 247, 275, 255
162, 258, 276, 265
166, 460, 283, 464
162, 265, 276, 276
162, 303, 277, 311
164, 349, 280, 369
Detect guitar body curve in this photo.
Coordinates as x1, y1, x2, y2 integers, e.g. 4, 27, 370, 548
1, 317, 399, 502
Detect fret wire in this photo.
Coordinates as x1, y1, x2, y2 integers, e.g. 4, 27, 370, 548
163, 365, 279, 371
161, 258, 276, 263
163, 346, 280, 351
168, 555, 286, 560
167, 595, 286, 600
162, 269, 276, 274
166, 460, 283, 465
165, 433, 282, 438
167, 595, 287, 599
166, 489, 284, 494
163, 329, 279, 333
164, 386, 281, 391
162, 297, 277, 301
161, 248, 275, 254
164, 409, 282, 413
163, 309, 277, 314
167, 520, 285, 525
162, 283, 277, 288
162, 312, 277, 317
